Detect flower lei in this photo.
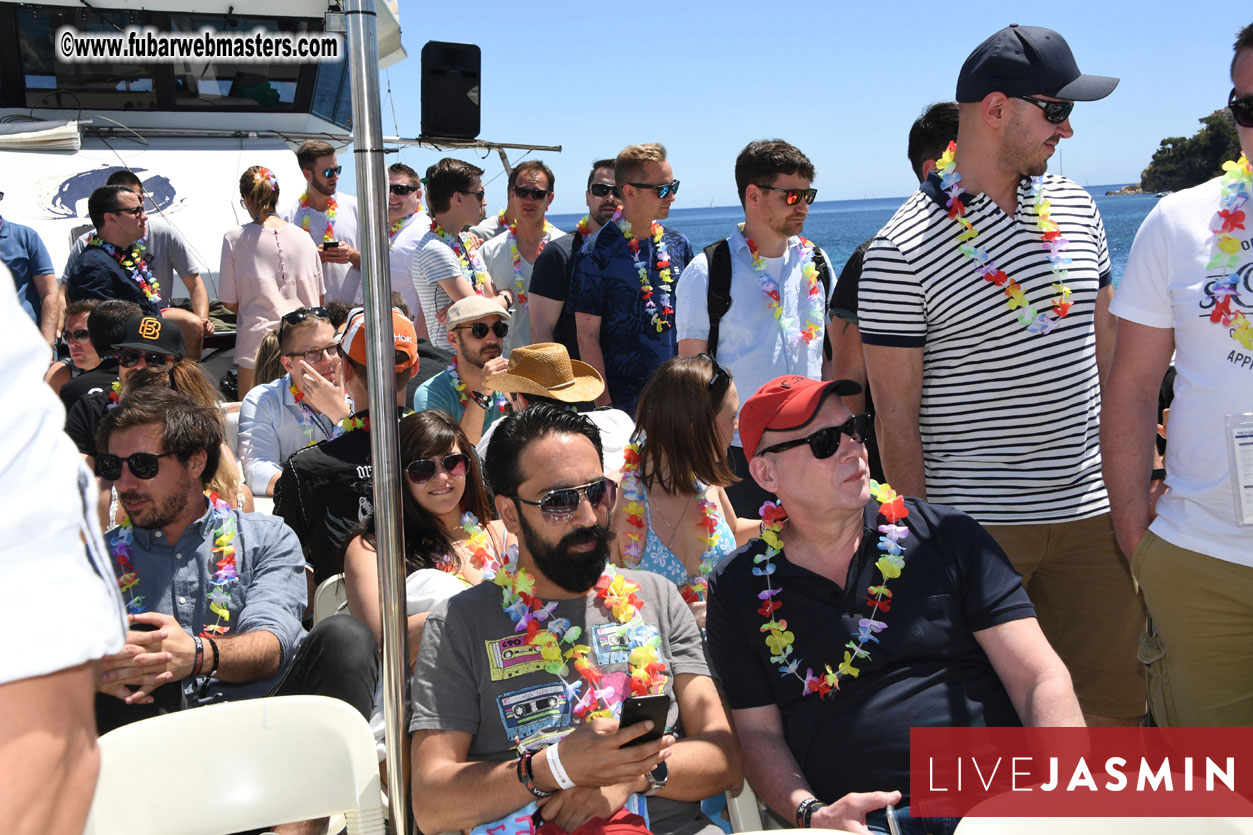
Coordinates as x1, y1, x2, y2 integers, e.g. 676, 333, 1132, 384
89, 234, 160, 304
614, 210, 674, 333
494, 547, 667, 720
507, 219, 557, 308
288, 378, 341, 447
935, 141, 1074, 335
388, 212, 415, 242
576, 215, 593, 239
437, 512, 501, 583
298, 192, 337, 243
1205, 154, 1253, 349
340, 414, 370, 434
107, 379, 122, 409
254, 167, 278, 191
432, 222, 490, 295
447, 357, 508, 413
111, 491, 240, 638
738, 223, 824, 345
755, 481, 909, 699
619, 442, 722, 603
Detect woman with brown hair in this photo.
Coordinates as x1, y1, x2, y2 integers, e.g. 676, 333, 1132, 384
219, 165, 324, 398
611, 354, 760, 627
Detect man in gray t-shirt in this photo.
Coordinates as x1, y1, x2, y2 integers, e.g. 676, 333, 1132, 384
410, 405, 741, 835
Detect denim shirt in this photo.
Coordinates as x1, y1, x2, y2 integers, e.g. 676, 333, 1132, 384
107, 500, 307, 705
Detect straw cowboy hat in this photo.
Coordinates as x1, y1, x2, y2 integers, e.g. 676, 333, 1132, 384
484, 342, 604, 403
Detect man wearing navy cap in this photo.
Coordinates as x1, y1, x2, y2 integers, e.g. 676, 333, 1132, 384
858, 25, 1145, 727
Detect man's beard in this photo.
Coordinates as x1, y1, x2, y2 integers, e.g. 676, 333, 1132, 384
311, 175, 336, 197
119, 478, 194, 530
517, 511, 613, 594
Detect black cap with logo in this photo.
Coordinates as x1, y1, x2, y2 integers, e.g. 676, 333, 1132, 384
112, 315, 185, 358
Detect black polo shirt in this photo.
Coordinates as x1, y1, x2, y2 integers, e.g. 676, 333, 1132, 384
66, 245, 162, 317
706, 497, 1033, 805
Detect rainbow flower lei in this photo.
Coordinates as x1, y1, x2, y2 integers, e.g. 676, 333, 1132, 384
935, 141, 1074, 335
507, 219, 557, 309
738, 223, 824, 345
288, 378, 341, 447
107, 379, 123, 409
89, 235, 160, 304
447, 357, 508, 414
298, 193, 337, 243
614, 210, 674, 333
1204, 154, 1253, 349
111, 491, 240, 638
388, 212, 415, 242
494, 547, 667, 719
432, 222, 491, 295
755, 481, 909, 699
576, 215, 593, 239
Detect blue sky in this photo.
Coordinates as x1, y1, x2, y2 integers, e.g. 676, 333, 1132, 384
342, 1, 1245, 215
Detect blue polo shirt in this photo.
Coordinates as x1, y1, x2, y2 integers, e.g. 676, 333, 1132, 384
0, 217, 55, 325
412, 367, 508, 437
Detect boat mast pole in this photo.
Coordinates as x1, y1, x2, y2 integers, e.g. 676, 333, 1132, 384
345, 0, 410, 830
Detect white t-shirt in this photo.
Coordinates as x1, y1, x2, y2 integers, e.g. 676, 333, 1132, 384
0, 264, 126, 684
479, 223, 565, 354
281, 192, 361, 304
388, 211, 432, 319
1111, 175, 1253, 566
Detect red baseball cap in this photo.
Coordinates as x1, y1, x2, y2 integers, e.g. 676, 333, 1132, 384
341, 307, 417, 372
739, 375, 863, 460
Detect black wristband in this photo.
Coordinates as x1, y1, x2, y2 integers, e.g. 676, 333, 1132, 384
796, 797, 826, 828
1151, 467, 1167, 482
469, 389, 493, 410
204, 636, 220, 677
516, 751, 554, 798
191, 635, 204, 677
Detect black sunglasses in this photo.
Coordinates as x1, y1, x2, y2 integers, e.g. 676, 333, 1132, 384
66, 328, 91, 342
454, 321, 509, 339
118, 349, 173, 368
1014, 95, 1074, 125
457, 189, 486, 202
389, 183, 419, 196
97, 451, 176, 480
279, 306, 330, 332
405, 453, 471, 484
514, 478, 616, 523
321, 166, 343, 178
110, 205, 145, 217
697, 351, 732, 400
628, 180, 680, 199
758, 185, 818, 206
1229, 89, 1253, 128
589, 183, 619, 198
758, 413, 873, 459
513, 186, 550, 200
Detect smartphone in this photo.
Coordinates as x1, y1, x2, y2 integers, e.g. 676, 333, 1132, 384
619, 694, 669, 747
322, 240, 340, 250
885, 803, 902, 835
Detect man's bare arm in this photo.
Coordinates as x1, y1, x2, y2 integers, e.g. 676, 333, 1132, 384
213, 628, 282, 682
862, 343, 925, 497
529, 294, 563, 344
677, 338, 707, 357
181, 272, 213, 333
34, 273, 60, 346
828, 319, 867, 413
975, 617, 1083, 726
1094, 284, 1117, 392
576, 313, 611, 408
651, 673, 741, 801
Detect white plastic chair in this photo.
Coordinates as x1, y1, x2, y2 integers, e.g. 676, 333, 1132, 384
84, 695, 385, 835
727, 779, 766, 831
224, 407, 240, 455
314, 572, 349, 624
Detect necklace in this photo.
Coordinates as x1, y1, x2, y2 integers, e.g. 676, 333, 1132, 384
507, 219, 557, 309
614, 210, 674, 332
107, 379, 122, 409
436, 512, 500, 584
576, 215, 593, 239
447, 357, 508, 413
1205, 154, 1253, 349
388, 212, 415, 242
340, 413, 370, 434
288, 377, 340, 447
756, 480, 909, 699
298, 193, 337, 243
89, 235, 160, 304
111, 491, 239, 638
934, 141, 1074, 335
493, 547, 667, 720
738, 224, 824, 345
653, 491, 695, 552
432, 222, 490, 294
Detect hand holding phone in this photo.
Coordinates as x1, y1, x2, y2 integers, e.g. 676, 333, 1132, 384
618, 694, 669, 747
322, 240, 340, 250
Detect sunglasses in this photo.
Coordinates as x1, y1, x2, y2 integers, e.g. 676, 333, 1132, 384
514, 478, 616, 523
758, 185, 818, 206
97, 450, 176, 480
284, 344, 337, 364
321, 166, 343, 178
697, 351, 732, 400
118, 349, 173, 368
454, 321, 509, 339
279, 306, 330, 330
589, 183, 619, 198
405, 452, 471, 484
110, 205, 145, 217
457, 189, 486, 202
1229, 89, 1253, 128
628, 180, 680, 199
513, 186, 550, 200
66, 328, 91, 342
389, 183, 419, 196
758, 413, 873, 459
1014, 95, 1074, 125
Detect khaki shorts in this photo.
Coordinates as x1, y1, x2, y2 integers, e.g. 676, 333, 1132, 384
1132, 531, 1253, 726
984, 513, 1146, 718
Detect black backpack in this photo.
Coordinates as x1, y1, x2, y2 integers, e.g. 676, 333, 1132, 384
702, 239, 832, 360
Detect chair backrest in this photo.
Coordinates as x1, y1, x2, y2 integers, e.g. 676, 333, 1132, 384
726, 779, 765, 832
224, 407, 240, 456
314, 572, 349, 625
84, 695, 385, 835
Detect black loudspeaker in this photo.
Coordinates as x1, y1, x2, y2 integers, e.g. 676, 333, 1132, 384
421, 41, 481, 139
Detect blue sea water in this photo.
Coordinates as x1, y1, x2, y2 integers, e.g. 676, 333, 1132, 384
551, 185, 1160, 284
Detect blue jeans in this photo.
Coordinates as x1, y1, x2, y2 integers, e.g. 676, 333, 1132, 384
864, 806, 960, 835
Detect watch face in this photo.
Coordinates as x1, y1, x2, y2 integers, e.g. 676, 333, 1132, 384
648, 760, 669, 787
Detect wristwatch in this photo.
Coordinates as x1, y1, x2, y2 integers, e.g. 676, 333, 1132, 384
644, 761, 669, 795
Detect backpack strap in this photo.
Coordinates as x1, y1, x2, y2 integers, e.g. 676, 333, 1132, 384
704, 239, 732, 358
811, 245, 833, 361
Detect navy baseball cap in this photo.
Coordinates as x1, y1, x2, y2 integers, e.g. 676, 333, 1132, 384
956, 24, 1119, 103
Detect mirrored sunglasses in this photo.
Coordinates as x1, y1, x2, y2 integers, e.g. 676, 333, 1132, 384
628, 180, 680, 199
758, 185, 818, 206
514, 478, 616, 523
321, 166, 343, 178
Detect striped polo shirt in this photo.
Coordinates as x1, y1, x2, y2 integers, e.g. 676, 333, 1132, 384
858, 173, 1111, 524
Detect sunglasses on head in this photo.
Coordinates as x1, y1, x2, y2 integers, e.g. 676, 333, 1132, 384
66, 328, 91, 342
279, 306, 330, 330
405, 453, 470, 484
514, 478, 616, 523
1014, 95, 1074, 125
628, 180, 680, 199
96, 450, 175, 480
1229, 89, 1253, 128
758, 413, 873, 459
513, 186, 550, 200
389, 183, 419, 196
118, 349, 173, 368
589, 183, 619, 198
697, 351, 732, 400
455, 321, 509, 339
321, 166, 343, 178
758, 185, 818, 206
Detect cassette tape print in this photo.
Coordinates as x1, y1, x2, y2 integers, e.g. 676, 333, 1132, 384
497, 682, 572, 745
486, 633, 547, 682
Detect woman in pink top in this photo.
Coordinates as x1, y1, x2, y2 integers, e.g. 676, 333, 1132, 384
220, 165, 325, 398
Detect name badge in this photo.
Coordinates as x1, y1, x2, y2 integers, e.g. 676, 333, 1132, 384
1225, 414, 1253, 527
